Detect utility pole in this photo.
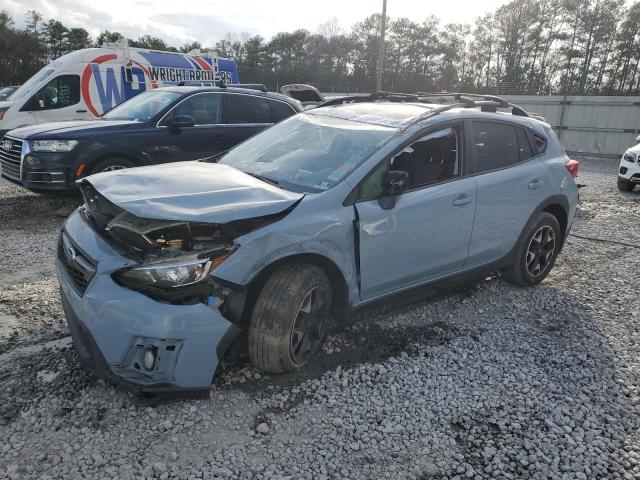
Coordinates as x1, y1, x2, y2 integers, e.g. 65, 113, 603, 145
376, 0, 387, 91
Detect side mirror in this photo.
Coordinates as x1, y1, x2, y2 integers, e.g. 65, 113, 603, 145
166, 115, 195, 132
636, 134, 640, 143
378, 170, 409, 210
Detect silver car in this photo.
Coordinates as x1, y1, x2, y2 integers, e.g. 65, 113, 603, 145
57, 93, 580, 395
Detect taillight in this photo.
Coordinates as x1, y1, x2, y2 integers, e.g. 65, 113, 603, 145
565, 159, 579, 179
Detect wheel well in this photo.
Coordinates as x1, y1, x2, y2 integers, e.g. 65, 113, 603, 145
86, 152, 142, 174
543, 203, 568, 240
243, 253, 351, 325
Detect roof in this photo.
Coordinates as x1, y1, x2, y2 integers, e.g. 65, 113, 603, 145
157, 86, 300, 106
307, 102, 439, 128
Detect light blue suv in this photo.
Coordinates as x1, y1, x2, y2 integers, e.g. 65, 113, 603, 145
56, 93, 579, 395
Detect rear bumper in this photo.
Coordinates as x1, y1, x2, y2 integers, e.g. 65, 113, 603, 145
56, 210, 241, 396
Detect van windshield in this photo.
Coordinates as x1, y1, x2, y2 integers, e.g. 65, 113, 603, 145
8, 68, 55, 101
218, 113, 396, 193
102, 90, 182, 121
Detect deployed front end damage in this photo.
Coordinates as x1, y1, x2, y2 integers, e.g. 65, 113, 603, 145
56, 171, 300, 396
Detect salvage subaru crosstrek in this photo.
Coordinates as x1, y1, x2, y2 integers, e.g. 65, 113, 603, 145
56, 93, 579, 395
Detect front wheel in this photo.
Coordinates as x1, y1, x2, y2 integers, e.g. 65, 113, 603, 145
89, 157, 136, 175
617, 177, 636, 192
248, 263, 333, 374
503, 212, 562, 287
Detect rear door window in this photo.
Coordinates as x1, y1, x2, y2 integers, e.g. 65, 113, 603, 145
223, 94, 272, 124
516, 127, 534, 161
471, 121, 520, 173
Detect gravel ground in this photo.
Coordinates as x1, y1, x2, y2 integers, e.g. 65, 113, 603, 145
1, 160, 640, 480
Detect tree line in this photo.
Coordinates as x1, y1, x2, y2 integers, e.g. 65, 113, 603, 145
2, 0, 640, 95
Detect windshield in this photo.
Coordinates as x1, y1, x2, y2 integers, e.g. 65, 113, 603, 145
8, 68, 54, 101
218, 113, 396, 193
102, 90, 182, 121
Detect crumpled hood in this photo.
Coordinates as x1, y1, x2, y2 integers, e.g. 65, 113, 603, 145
83, 161, 304, 223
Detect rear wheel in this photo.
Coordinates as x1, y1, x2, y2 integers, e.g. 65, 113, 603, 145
248, 263, 332, 374
503, 212, 562, 287
89, 157, 136, 175
617, 177, 635, 192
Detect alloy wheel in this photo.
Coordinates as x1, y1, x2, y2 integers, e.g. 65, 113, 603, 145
101, 164, 128, 172
526, 225, 556, 277
290, 286, 329, 365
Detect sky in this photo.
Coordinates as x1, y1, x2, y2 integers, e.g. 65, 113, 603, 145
2, 0, 511, 47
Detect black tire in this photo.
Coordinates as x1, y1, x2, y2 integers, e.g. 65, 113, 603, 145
503, 212, 562, 287
248, 263, 333, 374
617, 177, 635, 192
89, 157, 136, 175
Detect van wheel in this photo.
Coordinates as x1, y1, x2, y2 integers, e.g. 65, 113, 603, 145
617, 177, 635, 192
249, 263, 332, 374
89, 157, 136, 174
503, 212, 561, 287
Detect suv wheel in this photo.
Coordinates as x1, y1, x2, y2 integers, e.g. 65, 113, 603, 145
248, 263, 332, 374
617, 177, 636, 192
503, 212, 562, 287
90, 157, 136, 174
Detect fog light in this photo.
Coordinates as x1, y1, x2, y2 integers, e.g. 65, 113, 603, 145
143, 349, 156, 371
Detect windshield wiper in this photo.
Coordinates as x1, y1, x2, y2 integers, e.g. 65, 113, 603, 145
245, 171, 280, 186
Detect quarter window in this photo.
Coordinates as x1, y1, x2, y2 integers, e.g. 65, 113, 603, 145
268, 99, 296, 122
24, 75, 80, 111
223, 94, 272, 124
471, 121, 519, 173
533, 134, 547, 153
389, 127, 460, 189
170, 93, 221, 125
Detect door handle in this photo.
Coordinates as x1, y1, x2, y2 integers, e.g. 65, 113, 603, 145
75, 109, 88, 113
452, 194, 474, 207
528, 178, 544, 189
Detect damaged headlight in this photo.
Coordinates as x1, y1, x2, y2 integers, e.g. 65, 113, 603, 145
115, 252, 232, 291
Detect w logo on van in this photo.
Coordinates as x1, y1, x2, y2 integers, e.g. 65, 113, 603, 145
1, 139, 13, 151
81, 54, 155, 117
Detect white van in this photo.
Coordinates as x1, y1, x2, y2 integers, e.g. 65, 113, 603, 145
0, 42, 240, 137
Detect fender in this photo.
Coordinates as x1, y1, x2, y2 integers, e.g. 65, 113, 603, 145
216, 237, 357, 300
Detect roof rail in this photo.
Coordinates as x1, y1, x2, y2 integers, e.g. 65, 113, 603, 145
417, 92, 529, 117
318, 90, 530, 118
227, 83, 269, 92
176, 80, 225, 88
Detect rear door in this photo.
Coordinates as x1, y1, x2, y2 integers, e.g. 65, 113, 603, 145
220, 93, 275, 149
465, 119, 551, 268
354, 123, 477, 300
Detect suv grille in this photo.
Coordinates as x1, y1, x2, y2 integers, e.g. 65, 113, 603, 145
58, 231, 96, 295
0, 136, 23, 181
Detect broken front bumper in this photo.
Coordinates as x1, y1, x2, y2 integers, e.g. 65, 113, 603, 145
56, 209, 240, 396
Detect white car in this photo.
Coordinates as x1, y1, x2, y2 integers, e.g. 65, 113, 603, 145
618, 135, 640, 192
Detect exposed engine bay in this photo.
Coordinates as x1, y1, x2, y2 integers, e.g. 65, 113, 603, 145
76, 180, 289, 308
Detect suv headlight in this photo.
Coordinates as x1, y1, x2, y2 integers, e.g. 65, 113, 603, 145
624, 152, 636, 163
30, 139, 79, 152
114, 252, 232, 291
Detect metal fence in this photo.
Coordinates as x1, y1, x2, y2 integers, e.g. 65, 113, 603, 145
322, 93, 640, 159
503, 95, 640, 159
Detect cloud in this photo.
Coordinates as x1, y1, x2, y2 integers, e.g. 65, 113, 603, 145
148, 13, 256, 46
1, 0, 252, 48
